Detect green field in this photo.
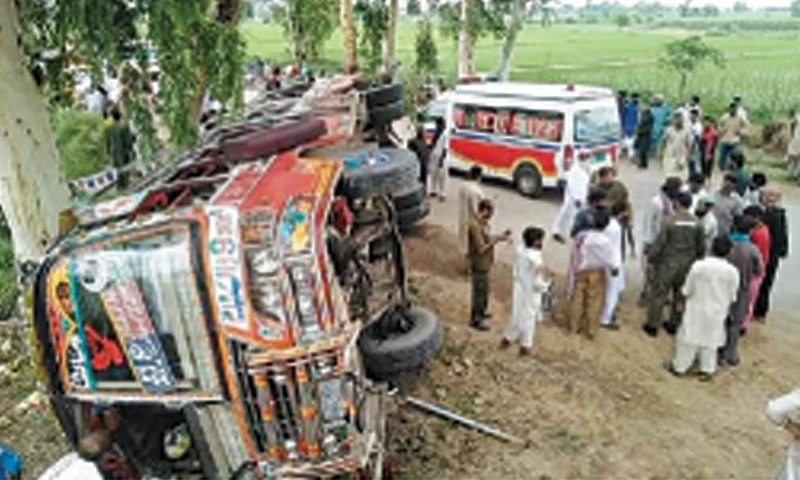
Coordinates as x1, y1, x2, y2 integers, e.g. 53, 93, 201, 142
242, 21, 800, 123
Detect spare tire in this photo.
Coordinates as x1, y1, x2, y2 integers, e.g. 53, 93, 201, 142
358, 306, 443, 381
365, 83, 403, 109
392, 184, 426, 211
366, 100, 404, 129
340, 149, 419, 199
397, 201, 430, 232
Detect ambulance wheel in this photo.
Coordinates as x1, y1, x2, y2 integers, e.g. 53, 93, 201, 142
514, 163, 543, 198
358, 306, 443, 382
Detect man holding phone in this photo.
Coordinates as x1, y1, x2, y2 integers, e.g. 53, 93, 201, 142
468, 199, 511, 331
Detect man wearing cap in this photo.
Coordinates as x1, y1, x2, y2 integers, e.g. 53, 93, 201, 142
643, 192, 706, 338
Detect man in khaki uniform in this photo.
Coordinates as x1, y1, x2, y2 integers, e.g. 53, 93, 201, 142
718, 103, 748, 171
468, 199, 510, 331
643, 192, 706, 337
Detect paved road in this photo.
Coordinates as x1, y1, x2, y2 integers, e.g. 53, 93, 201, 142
426, 161, 800, 318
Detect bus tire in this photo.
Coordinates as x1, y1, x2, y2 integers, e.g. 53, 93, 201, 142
514, 163, 543, 198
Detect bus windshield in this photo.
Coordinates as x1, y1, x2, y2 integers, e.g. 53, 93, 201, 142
574, 106, 620, 143
46, 224, 218, 394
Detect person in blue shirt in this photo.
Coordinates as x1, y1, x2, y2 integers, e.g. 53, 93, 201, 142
650, 94, 673, 155
0, 444, 22, 480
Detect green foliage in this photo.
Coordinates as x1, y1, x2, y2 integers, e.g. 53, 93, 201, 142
701, 4, 720, 17
793, 0, 800, 17
614, 13, 631, 29
0, 236, 17, 320
407, 0, 422, 16
414, 18, 439, 76
274, 0, 338, 61
54, 109, 112, 180
659, 36, 725, 97
242, 22, 800, 127
355, 0, 389, 75
733, 1, 749, 13
15, 0, 246, 155
655, 18, 800, 31
438, 0, 507, 45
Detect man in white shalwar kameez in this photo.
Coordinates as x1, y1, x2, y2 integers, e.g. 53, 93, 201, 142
501, 227, 551, 356
552, 157, 590, 243
601, 206, 626, 329
458, 166, 486, 255
669, 235, 739, 380
766, 387, 800, 480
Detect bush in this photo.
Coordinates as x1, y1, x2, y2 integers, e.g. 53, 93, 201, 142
0, 236, 16, 320
54, 108, 112, 181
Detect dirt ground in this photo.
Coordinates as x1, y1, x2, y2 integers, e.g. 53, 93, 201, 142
389, 224, 800, 479
3, 223, 798, 479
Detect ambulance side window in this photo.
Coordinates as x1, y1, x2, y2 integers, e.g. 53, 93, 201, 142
510, 109, 564, 143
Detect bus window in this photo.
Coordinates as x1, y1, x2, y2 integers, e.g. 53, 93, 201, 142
575, 106, 620, 143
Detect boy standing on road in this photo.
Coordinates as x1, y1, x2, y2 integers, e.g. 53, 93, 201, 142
501, 227, 552, 356
468, 199, 511, 331
568, 210, 619, 340
601, 204, 626, 330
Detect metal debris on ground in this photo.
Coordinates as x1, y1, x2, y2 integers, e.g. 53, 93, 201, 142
405, 396, 526, 445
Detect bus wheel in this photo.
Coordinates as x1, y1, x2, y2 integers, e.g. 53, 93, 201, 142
514, 164, 543, 198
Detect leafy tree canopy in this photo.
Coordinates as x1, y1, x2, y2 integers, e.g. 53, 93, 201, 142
15, 0, 247, 154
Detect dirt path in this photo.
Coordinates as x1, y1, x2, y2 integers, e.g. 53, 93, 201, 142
389, 165, 800, 479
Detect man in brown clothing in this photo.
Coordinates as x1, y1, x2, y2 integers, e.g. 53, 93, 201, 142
718, 103, 748, 170
468, 199, 511, 331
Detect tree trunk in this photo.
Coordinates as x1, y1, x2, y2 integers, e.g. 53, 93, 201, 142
457, 0, 473, 78
383, 0, 399, 74
0, 0, 71, 262
341, 0, 358, 72
496, 0, 525, 81
286, 0, 304, 62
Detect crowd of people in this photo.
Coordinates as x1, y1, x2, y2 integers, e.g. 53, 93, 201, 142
618, 91, 752, 179
449, 144, 789, 381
